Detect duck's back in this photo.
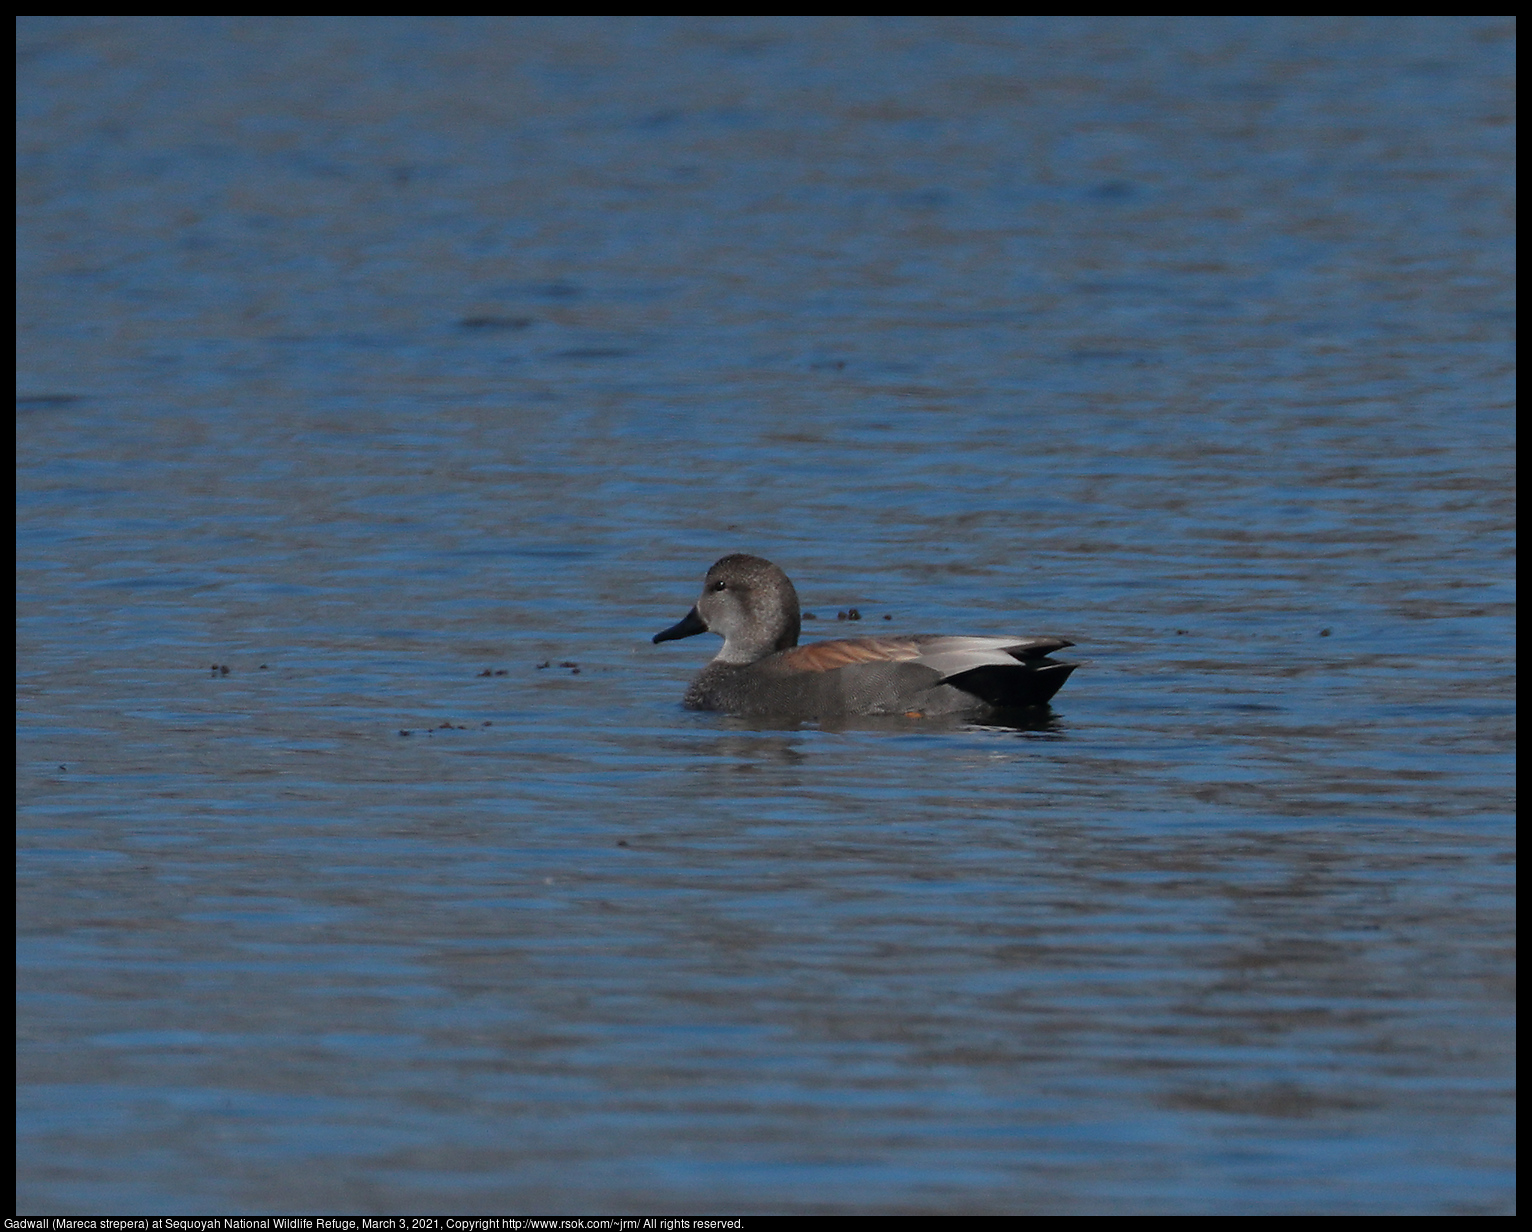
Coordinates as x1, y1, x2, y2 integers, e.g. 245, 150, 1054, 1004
683, 634, 1075, 718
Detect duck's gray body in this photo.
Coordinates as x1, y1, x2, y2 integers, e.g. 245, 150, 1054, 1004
654, 555, 1076, 720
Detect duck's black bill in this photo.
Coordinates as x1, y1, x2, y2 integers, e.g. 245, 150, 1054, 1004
653, 607, 708, 643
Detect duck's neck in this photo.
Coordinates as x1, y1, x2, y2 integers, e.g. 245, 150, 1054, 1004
712, 607, 799, 665
713, 636, 770, 665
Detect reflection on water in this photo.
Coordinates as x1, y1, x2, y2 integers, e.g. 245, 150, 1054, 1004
712, 707, 1069, 737
17, 15, 1513, 1216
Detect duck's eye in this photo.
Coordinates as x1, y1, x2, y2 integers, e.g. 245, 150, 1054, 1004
710, 580, 727, 592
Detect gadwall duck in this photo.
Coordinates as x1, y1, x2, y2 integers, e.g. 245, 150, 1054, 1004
653, 554, 1076, 718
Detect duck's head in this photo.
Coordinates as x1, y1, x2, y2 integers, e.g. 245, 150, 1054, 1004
653, 554, 802, 663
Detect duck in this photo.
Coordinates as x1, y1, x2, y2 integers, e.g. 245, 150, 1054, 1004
653, 554, 1076, 719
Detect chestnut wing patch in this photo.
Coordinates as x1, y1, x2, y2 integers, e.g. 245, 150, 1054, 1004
778, 637, 926, 673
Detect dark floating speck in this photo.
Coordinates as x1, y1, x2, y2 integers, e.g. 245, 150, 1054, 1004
883, 614, 892, 620
837, 611, 846, 621
58, 765, 67, 772
482, 721, 493, 727
478, 669, 493, 677
399, 730, 412, 737
258, 664, 268, 670
559, 661, 578, 668
616, 840, 629, 847
803, 612, 817, 620
1320, 628, 1332, 637
847, 609, 861, 620
571, 668, 581, 675
536, 661, 551, 669
1176, 629, 1188, 635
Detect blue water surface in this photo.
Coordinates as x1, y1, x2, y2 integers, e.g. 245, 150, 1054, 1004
17, 15, 1515, 1215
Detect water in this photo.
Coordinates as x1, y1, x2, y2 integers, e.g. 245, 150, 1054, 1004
16, 16, 1515, 1215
